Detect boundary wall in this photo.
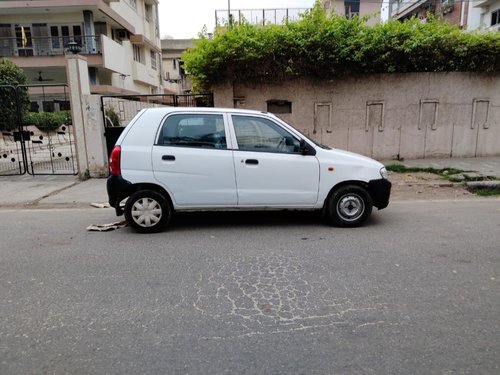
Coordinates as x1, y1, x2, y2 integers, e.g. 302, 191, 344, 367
214, 73, 500, 160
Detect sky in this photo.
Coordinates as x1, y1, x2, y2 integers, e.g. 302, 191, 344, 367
157, 0, 316, 39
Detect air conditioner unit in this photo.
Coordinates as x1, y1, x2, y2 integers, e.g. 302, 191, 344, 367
117, 29, 129, 40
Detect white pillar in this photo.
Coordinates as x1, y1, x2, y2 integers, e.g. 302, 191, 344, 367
66, 54, 108, 178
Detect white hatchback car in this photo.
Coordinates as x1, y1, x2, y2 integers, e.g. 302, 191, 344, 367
107, 107, 391, 233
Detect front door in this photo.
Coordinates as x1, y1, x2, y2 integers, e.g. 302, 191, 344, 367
230, 114, 320, 207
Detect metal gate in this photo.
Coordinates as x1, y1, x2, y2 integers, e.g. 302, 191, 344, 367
101, 93, 214, 156
0, 84, 77, 176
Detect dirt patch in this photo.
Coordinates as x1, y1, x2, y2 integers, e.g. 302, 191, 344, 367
389, 172, 475, 201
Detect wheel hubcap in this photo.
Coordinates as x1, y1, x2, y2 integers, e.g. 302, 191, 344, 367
337, 194, 364, 222
131, 197, 162, 227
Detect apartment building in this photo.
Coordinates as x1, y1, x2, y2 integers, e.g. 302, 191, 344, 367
322, 0, 383, 25
388, 0, 469, 27
161, 38, 194, 95
389, 0, 500, 31
468, 0, 500, 31
0, 0, 162, 95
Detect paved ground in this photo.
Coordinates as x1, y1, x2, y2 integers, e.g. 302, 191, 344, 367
0, 156, 498, 209
1, 200, 499, 374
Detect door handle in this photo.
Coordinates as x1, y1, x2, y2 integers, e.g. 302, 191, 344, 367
162, 155, 175, 161
245, 159, 258, 165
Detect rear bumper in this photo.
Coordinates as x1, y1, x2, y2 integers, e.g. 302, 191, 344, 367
368, 178, 391, 209
107, 174, 131, 215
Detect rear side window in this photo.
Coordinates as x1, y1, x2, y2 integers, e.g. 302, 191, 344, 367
159, 114, 226, 149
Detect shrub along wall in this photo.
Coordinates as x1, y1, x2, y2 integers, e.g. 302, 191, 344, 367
183, 2, 500, 90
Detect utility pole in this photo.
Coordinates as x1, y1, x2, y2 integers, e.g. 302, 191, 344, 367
228, 0, 232, 27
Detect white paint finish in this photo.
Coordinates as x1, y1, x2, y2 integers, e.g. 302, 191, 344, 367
152, 147, 238, 207
233, 150, 320, 206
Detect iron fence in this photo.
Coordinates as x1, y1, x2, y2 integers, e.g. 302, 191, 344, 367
0, 84, 77, 176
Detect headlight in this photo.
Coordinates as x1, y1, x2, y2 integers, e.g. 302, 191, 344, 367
380, 167, 389, 179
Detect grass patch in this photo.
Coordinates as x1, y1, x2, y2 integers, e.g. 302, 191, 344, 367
386, 164, 466, 179
473, 188, 500, 196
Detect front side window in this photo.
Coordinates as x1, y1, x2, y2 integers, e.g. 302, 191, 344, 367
160, 114, 226, 149
232, 115, 300, 153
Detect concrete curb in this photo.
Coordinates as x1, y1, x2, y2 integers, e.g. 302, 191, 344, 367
465, 181, 500, 192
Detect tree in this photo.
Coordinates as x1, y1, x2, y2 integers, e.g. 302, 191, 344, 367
0, 58, 29, 131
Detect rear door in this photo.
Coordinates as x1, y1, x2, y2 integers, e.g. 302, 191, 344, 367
152, 112, 237, 207
229, 114, 320, 207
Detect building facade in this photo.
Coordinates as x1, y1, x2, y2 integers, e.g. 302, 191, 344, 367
0, 0, 162, 95
389, 0, 468, 27
322, 0, 383, 25
161, 39, 194, 95
468, 0, 500, 31
389, 0, 500, 31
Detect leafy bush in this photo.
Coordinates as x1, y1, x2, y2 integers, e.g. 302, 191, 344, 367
105, 108, 121, 127
182, 1, 500, 89
24, 111, 72, 132
0, 58, 29, 131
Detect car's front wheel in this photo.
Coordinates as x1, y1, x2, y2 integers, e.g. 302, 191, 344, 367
327, 185, 373, 227
124, 190, 172, 233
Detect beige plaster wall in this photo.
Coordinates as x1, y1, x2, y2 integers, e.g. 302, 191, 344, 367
214, 73, 500, 160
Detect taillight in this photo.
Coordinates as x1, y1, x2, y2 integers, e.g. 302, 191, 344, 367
109, 146, 121, 175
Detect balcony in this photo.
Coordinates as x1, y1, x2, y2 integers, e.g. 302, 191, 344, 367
0, 35, 102, 58
391, 0, 429, 19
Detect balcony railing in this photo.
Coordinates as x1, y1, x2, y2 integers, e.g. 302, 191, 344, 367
0, 35, 102, 58
215, 8, 309, 27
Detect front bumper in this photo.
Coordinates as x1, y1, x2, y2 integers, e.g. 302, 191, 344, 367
368, 178, 391, 209
107, 174, 131, 215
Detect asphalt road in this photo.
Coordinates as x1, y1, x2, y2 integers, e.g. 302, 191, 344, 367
1, 200, 499, 374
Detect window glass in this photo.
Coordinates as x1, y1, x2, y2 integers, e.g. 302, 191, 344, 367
232, 115, 300, 153
150, 50, 157, 70
161, 114, 226, 149
492, 9, 499, 26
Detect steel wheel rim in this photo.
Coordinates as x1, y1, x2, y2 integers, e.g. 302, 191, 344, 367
336, 194, 365, 222
131, 197, 163, 228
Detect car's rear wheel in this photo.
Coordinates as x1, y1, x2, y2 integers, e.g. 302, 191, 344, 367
327, 185, 373, 227
124, 190, 172, 233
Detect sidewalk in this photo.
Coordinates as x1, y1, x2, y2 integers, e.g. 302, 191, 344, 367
0, 156, 499, 208
0, 174, 107, 208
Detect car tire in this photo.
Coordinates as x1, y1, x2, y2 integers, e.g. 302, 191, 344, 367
327, 185, 373, 227
124, 190, 172, 233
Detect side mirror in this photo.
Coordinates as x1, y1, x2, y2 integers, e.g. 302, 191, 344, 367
299, 139, 315, 156
299, 139, 309, 155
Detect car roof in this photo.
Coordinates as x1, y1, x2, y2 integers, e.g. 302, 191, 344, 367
141, 107, 270, 116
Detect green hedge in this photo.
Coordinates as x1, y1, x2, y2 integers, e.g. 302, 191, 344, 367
24, 111, 72, 132
182, 1, 500, 89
